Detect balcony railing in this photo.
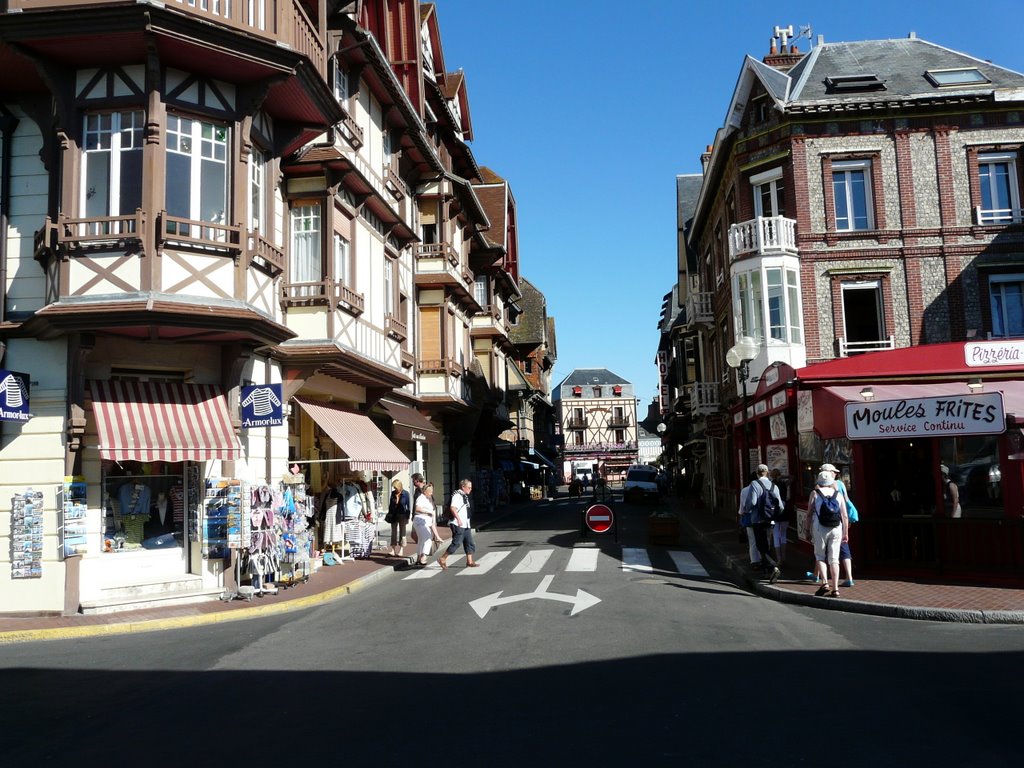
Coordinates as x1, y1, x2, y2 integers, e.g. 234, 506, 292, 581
686, 291, 714, 325
975, 206, 1024, 225
417, 358, 464, 377
608, 415, 631, 428
385, 314, 408, 341
563, 441, 637, 454
565, 417, 588, 429
162, 213, 243, 253
415, 242, 459, 267
247, 232, 285, 275
384, 166, 410, 200
689, 382, 720, 416
729, 215, 797, 260
281, 279, 364, 315
838, 335, 895, 357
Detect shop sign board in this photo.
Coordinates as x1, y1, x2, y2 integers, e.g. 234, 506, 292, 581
0, 369, 30, 422
845, 392, 1005, 440
240, 383, 284, 428
965, 340, 1024, 368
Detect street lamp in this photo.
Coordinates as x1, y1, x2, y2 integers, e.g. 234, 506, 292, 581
725, 335, 758, 479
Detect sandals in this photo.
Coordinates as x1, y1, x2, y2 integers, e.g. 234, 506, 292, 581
814, 585, 829, 597
828, 590, 841, 598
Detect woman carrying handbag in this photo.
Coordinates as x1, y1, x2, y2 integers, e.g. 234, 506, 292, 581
386, 479, 411, 558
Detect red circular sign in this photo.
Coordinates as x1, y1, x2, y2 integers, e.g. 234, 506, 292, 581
585, 504, 614, 534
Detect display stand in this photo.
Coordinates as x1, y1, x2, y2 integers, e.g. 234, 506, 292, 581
10, 488, 45, 579
201, 478, 242, 560
60, 477, 88, 558
277, 477, 311, 587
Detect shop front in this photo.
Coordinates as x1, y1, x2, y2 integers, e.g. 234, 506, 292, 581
796, 341, 1024, 581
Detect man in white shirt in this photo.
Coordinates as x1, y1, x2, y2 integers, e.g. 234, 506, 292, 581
438, 478, 478, 570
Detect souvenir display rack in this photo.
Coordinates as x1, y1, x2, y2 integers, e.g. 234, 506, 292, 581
10, 487, 44, 579
277, 476, 312, 586
201, 478, 243, 559
60, 476, 88, 558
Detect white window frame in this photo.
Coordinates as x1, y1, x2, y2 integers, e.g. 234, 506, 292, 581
290, 204, 321, 294
978, 152, 1021, 224
81, 110, 144, 231
333, 232, 350, 287
989, 273, 1024, 338
474, 275, 488, 307
383, 257, 395, 316
166, 114, 229, 227
750, 167, 784, 218
734, 262, 803, 345
832, 159, 874, 231
248, 146, 267, 233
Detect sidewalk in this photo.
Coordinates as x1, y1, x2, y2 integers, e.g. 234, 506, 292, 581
675, 496, 1024, 624
3, 492, 1024, 645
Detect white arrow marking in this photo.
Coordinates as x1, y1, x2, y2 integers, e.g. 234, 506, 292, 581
469, 575, 601, 618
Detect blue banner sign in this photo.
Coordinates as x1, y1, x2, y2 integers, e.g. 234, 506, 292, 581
240, 383, 284, 428
0, 369, 30, 422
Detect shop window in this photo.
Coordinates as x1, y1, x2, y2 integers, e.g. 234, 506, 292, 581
82, 110, 143, 233
831, 160, 873, 231
166, 115, 228, 235
101, 461, 189, 556
989, 274, 1024, 338
939, 434, 1003, 515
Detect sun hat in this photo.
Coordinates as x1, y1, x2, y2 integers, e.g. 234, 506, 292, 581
816, 471, 836, 487
820, 463, 838, 473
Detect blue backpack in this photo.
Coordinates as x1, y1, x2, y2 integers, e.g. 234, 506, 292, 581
814, 489, 843, 527
748, 481, 781, 524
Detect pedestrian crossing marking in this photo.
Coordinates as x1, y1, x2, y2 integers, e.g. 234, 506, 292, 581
402, 553, 464, 579
511, 549, 554, 573
565, 548, 600, 572
402, 548, 708, 580
668, 550, 706, 577
456, 550, 510, 575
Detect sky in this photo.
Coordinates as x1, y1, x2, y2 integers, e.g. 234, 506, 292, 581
433, 0, 1024, 407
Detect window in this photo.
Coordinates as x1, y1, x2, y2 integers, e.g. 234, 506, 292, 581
290, 204, 321, 294
615, 429, 625, 444
751, 168, 785, 218
977, 153, 1021, 224
333, 58, 350, 105
593, 387, 602, 397
82, 111, 143, 230
926, 68, 989, 87
832, 160, 873, 231
474, 275, 488, 307
824, 74, 885, 93
736, 270, 764, 341
383, 258, 395, 317
166, 115, 228, 231
524, 358, 533, 374
735, 265, 802, 344
249, 147, 267, 233
573, 431, 584, 446
990, 275, 1024, 338
841, 281, 886, 352
333, 233, 350, 286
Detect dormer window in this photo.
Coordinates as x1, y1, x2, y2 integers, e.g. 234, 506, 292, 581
613, 385, 623, 396
593, 386, 602, 397
572, 386, 582, 397
824, 74, 885, 93
926, 68, 989, 87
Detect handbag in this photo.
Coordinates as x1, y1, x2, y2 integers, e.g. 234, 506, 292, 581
385, 511, 396, 525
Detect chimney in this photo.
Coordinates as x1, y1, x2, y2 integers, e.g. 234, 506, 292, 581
700, 144, 713, 174
763, 24, 805, 71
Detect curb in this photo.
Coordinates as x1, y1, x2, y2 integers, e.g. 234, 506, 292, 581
0, 561, 400, 646
679, 513, 1024, 625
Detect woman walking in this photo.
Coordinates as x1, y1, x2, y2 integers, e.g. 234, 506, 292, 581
411, 482, 440, 567
387, 479, 411, 557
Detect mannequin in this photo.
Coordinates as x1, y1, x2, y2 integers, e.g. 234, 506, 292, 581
156, 492, 168, 525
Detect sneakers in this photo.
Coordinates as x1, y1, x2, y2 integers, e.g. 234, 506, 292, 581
842, 579, 855, 587
805, 571, 822, 584
767, 567, 780, 584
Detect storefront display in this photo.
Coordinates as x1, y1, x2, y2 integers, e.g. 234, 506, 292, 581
10, 488, 44, 579
202, 477, 242, 560
61, 476, 88, 558
102, 463, 187, 554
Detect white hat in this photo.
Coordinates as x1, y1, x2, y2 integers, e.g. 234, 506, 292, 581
820, 463, 838, 473
939, 464, 949, 475
816, 471, 835, 487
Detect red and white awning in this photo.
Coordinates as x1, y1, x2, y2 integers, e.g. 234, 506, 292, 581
295, 398, 410, 472
90, 380, 240, 462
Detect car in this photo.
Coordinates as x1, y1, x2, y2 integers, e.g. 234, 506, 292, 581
623, 466, 660, 502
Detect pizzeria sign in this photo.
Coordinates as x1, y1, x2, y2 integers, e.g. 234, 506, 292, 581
844, 392, 1005, 440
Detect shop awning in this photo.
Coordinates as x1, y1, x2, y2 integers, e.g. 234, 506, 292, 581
295, 398, 409, 472
530, 450, 557, 471
379, 400, 440, 445
90, 380, 240, 462
811, 381, 1024, 438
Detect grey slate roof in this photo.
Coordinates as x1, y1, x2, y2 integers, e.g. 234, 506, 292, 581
558, 368, 631, 387
676, 174, 702, 231
788, 37, 1024, 105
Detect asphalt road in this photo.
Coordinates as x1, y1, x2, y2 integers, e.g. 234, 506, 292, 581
2, 495, 1023, 766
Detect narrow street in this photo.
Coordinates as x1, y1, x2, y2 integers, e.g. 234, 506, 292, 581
3, 496, 1022, 766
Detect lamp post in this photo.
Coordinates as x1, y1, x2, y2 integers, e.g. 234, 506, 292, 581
726, 336, 758, 481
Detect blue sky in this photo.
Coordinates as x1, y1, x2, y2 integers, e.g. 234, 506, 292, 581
435, 0, 1024, 407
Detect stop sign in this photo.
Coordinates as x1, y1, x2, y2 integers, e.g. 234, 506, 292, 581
585, 504, 614, 534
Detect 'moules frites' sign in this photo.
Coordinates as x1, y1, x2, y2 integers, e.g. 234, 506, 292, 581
844, 392, 1005, 440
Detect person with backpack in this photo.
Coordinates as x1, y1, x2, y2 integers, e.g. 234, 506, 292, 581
744, 464, 783, 583
438, 478, 478, 570
821, 463, 858, 586
804, 470, 849, 597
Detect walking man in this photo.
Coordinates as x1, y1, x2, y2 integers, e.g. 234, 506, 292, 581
744, 464, 782, 583
439, 478, 478, 570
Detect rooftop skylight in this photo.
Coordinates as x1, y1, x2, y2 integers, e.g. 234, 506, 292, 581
925, 68, 990, 87
824, 74, 886, 93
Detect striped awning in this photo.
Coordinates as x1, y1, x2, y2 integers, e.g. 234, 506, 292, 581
295, 397, 410, 472
90, 380, 240, 462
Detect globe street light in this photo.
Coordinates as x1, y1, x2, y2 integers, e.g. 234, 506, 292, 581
725, 335, 758, 479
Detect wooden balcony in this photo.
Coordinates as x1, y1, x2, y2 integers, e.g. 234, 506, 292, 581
247, 232, 285, 276
384, 166, 410, 200
416, 358, 464, 377
565, 417, 588, 429
6, 0, 326, 74
689, 382, 720, 416
729, 216, 797, 260
414, 242, 476, 303
162, 213, 243, 254
608, 415, 631, 428
469, 304, 509, 337
686, 291, 714, 326
385, 313, 408, 342
281, 279, 365, 316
